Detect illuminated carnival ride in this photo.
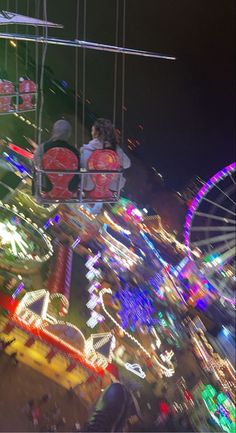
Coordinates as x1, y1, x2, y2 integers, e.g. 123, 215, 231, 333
185, 163, 236, 302
0, 201, 53, 272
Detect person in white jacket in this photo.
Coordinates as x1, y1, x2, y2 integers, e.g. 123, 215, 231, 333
80, 118, 131, 190
80, 118, 131, 213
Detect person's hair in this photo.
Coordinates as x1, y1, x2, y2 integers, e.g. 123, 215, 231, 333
51, 119, 72, 142
93, 118, 118, 151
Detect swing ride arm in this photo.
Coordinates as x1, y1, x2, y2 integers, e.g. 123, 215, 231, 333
0, 32, 176, 60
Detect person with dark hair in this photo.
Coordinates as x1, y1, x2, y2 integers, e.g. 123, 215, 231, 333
80, 118, 130, 188
33, 119, 80, 194
91, 118, 118, 151
80, 118, 130, 213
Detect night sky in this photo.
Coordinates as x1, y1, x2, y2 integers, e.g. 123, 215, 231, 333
8, 1, 236, 189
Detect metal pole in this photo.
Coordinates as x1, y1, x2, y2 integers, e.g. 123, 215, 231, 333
0, 32, 176, 60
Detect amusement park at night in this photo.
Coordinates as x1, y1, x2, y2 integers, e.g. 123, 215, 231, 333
0, 1, 235, 432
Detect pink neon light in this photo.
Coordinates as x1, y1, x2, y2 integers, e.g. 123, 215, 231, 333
222, 296, 236, 306
184, 163, 236, 252
8, 143, 34, 160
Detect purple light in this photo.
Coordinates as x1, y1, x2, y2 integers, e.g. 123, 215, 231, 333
222, 296, 236, 306
184, 162, 236, 251
12, 282, 24, 299
72, 236, 81, 249
53, 214, 60, 224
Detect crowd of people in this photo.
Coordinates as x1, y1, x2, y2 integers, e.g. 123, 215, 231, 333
21, 392, 82, 432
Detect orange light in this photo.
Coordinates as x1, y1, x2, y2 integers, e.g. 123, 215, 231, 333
10, 40, 17, 48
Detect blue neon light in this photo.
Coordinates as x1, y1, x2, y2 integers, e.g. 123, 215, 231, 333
140, 230, 168, 267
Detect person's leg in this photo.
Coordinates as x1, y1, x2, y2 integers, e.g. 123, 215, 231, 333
85, 383, 130, 432
89, 202, 103, 215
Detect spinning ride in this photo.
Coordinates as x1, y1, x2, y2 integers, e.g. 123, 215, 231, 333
0, 201, 53, 272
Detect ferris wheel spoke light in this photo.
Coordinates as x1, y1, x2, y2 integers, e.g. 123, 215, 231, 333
229, 174, 236, 185
218, 247, 236, 265
192, 232, 235, 248
10, 237, 17, 256
194, 212, 235, 224
202, 197, 235, 216
205, 239, 236, 257
191, 225, 235, 232
214, 185, 236, 206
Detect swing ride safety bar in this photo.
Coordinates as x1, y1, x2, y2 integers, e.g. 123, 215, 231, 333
0, 32, 176, 60
0, 90, 37, 115
34, 167, 124, 204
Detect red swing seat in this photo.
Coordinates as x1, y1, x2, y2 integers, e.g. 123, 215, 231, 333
0, 80, 14, 112
19, 79, 37, 111
85, 149, 121, 200
42, 147, 79, 199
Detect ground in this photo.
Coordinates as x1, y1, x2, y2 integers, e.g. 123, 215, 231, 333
0, 352, 88, 432
0, 343, 203, 432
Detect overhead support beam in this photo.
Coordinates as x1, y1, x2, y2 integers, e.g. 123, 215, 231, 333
0, 32, 176, 60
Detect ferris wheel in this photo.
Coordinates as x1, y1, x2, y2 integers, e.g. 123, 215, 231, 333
184, 162, 236, 297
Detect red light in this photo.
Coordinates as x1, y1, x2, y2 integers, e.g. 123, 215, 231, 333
160, 401, 170, 415
8, 143, 33, 160
184, 390, 193, 401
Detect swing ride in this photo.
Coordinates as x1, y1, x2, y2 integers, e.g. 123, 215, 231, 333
0, 0, 175, 205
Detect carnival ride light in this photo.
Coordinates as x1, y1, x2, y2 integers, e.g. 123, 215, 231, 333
103, 211, 131, 235
8, 143, 33, 159
100, 227, 142, 267
125, 363, 146, 379
14, 290, 109, 373
99, 288, 175, 377
12, 282, 24, 299
0, 201, 53, 262
201, 384, 235, 433
140, 230, 168, 267
0, 221, 28, 255
114, 284, 157, 330
86, 311, 105, 329
84, 333, 116, 369
85, 252, 101, 269
72, 236, 81, 249
85, 255, 105, 327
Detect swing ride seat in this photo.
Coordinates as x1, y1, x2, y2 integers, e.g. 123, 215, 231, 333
0, 80, 14, 112
39, 147, 79, 200
18, 79, 37, 111
34, 148, 123, 204
0, 78, 37, 114
85, 149, 121, 200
